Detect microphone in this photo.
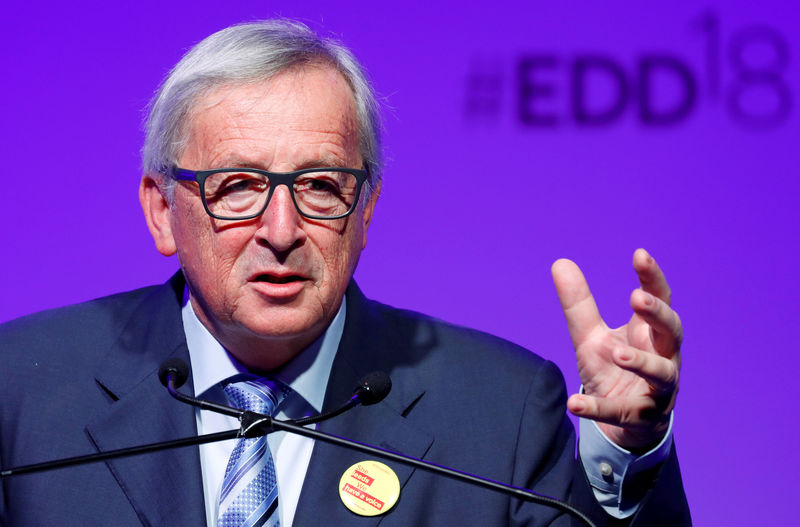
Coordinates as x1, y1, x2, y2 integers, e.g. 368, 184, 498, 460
158, 358, 241, 418
291, 370, 391, 426
354, 371, 391, 405
157, 357, 189, 389
157, 358, 392, 426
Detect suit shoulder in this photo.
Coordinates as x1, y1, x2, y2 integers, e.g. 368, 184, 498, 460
0, 283, 165, 356
366, 297, 557, 381
355, 296, 570, 451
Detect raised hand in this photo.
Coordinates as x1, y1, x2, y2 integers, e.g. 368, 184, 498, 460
551, 249, 682, 450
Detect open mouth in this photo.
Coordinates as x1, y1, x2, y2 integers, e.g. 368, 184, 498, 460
254, 274, 306, 284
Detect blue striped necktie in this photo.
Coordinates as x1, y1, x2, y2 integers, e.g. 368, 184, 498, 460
218, 378, 290, 527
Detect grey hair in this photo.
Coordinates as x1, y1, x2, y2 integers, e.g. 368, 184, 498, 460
142, 19, 382, 201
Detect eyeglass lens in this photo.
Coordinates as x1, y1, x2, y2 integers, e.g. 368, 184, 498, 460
203, 170, 359, 219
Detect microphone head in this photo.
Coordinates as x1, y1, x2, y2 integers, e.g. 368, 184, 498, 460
354, 371, 392, 406
158, 358, 190, 388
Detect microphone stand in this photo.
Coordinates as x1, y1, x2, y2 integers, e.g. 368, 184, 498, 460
242, 412, 598, 527
2, 412, 596, 527
1, 373, 597, 527
0, 371, 367, 479
0, 429, 240, 478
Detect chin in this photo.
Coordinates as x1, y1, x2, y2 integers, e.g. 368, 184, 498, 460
239, 307, 325, 341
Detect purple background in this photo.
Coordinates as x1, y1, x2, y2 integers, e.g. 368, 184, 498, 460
2, 1, 797, 524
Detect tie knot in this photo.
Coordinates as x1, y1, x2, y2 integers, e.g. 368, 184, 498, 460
224, 377, 290, 416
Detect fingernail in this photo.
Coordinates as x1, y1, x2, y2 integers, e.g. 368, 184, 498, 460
644, 292, 654, 305
572, 400, 585, 413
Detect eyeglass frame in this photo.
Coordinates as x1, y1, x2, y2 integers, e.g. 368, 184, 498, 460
170, 166, 369, 221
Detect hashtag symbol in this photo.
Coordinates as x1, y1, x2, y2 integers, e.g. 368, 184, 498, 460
464, 56, 504, 123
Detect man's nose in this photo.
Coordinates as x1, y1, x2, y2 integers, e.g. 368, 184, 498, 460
255, 184, 306, 253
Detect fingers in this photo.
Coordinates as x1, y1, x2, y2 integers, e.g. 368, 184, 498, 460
632, 248, 672, 305
567, 392, 673, 447
630, 288, 683, 357
551, 258, 605, 348
612, 346, 679, 394
568, 393, 667, 427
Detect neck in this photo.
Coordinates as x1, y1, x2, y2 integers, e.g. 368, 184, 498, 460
221, 332, 319, 373
186, 296, 340, 373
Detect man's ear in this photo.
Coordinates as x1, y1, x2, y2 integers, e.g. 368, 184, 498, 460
361, 182, 380, 249
139, 174, 177, 256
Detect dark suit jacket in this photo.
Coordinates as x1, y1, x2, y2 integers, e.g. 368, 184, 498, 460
0, 273, 690, 526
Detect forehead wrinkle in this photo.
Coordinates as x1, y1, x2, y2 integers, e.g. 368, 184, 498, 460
204, 129, 356, 171
183, 98, 249, 167
182, 67, 361, 171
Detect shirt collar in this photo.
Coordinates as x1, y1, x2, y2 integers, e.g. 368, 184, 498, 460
181, 290, 345, 413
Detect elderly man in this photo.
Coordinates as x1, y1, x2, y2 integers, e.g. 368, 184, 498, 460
0, 20, 688, 526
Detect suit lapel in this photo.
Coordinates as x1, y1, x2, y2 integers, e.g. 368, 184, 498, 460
85, 274, 207, 527
293, 283, 434, 526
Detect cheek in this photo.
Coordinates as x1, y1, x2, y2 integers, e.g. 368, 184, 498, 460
313, 221, 364, 289
171, 203, 247, 291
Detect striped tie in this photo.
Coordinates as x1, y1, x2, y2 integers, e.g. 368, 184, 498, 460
218, 378, 290, 527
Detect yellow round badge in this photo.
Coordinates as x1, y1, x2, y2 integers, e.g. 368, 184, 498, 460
338, 460, 400, 516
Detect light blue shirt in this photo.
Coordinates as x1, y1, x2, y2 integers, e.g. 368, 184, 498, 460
579, 412, 673, 517
183, 296, 344, 527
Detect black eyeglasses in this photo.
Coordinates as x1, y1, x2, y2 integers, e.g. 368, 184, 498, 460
171, 166, 369, 221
